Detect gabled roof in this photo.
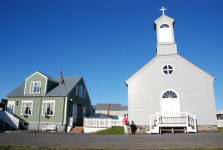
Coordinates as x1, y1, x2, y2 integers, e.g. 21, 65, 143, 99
7, 76, 82, 97
39, 71, 58, 83
125, 56, 159, 85
178, 55, 215, 80
154, 14, 174, 24
26, 71, 58, 83
125, 54, 215, 85
93, 104, 128, 111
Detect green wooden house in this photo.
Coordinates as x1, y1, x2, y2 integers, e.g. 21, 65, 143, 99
6, 71, 91, 132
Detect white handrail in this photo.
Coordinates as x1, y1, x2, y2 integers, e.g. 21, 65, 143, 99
149, 112, 197, 133
84, 117, 123, 128
217, 120, 223, 127
0, 111, 19, 129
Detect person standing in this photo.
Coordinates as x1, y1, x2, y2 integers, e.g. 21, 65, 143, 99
130, 121, 137, 135
122, 115, 129, 135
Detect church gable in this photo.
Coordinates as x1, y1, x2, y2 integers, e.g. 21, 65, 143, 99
126, 54, 214, 87
125, 56, 159, 85
178, 55, 215, 81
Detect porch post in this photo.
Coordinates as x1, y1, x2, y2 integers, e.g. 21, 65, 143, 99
156, 112, 160, 134
194, 115, 197, 132
149, 115, 152, 131
156, 112, 159, 125
186, 112, 189, 132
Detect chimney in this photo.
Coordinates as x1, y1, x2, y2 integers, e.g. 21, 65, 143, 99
107, 104, 110, 115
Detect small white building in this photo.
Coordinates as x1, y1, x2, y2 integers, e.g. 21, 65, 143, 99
93, 104, 128, 118
125, 7, 217, 133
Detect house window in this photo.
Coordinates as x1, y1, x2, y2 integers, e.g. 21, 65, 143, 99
75, 85, 79, 96
7, 101, 15, 113
162, 91, 177, 98
21, 101, 33, 116
83, 89, 87, 99
79, 85, 84, 98
163, 65, 174, 75
73, 104, 77, 114
82, 106, 86, 117
29, 81, 41, 94
42, 101, 55, 116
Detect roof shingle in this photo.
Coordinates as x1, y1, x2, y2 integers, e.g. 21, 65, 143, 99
7, 76, 82, 97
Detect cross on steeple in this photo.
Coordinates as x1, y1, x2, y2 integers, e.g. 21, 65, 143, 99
160, 6, 167, 15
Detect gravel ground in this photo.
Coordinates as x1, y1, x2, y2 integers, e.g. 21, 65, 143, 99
0, 132, 223, 149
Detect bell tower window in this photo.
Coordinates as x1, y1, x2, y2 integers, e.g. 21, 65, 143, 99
160, 24, 169, 28
158, 23, 173, 43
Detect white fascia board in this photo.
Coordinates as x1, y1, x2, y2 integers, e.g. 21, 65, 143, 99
178, 55, 216, 81
24, 71, 48, 95
125, 56, 158, 85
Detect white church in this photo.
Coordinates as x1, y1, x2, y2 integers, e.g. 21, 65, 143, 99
125, 7, 217, 133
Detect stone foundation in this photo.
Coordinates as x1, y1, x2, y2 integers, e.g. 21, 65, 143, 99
197, 125, 217, 132
128, 125, 149, 134
27, 122, 66, 132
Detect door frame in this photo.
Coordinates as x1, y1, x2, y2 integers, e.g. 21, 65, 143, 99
160, 89, 180, 115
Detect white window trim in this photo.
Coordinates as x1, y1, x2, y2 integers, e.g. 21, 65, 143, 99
20, 100, 33, 116
42, 100, 56, 117
162, 64, 174, 75
158, 23, 174, 44
160, 89, 179, 99
7, 101, 15, 113
29, 81, 41, 94
24, 71, 48, 95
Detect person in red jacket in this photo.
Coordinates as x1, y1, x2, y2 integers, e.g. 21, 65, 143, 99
122, 115, 129, 135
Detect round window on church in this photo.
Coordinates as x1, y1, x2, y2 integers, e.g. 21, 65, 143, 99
163, 65, 173, 75
162, 91, 177, 98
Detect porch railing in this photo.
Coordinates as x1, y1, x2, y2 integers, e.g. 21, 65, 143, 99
149, 112, 197, 133
217, 120, 223, 127
0, 111, 19, 129
84, 117, 123, 128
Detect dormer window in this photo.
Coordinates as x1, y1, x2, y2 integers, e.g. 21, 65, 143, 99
160, 24, 169, 28
29, 81, 41, 94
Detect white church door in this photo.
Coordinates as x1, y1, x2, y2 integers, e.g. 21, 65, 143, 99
160, 90, 180, 115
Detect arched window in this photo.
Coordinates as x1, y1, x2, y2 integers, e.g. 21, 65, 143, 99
160, 24, 169, 28
162, 91, 177, 98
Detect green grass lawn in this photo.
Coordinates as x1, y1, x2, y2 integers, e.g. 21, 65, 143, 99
218, 128, 223, 132
95, 126, 124, 135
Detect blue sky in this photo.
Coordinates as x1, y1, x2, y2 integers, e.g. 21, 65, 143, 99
0, 0, 222, 110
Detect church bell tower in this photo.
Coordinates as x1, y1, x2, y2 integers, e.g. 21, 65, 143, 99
154, 6, 177, 55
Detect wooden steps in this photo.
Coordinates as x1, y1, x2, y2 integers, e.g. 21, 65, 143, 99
70, 126, 83, 134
